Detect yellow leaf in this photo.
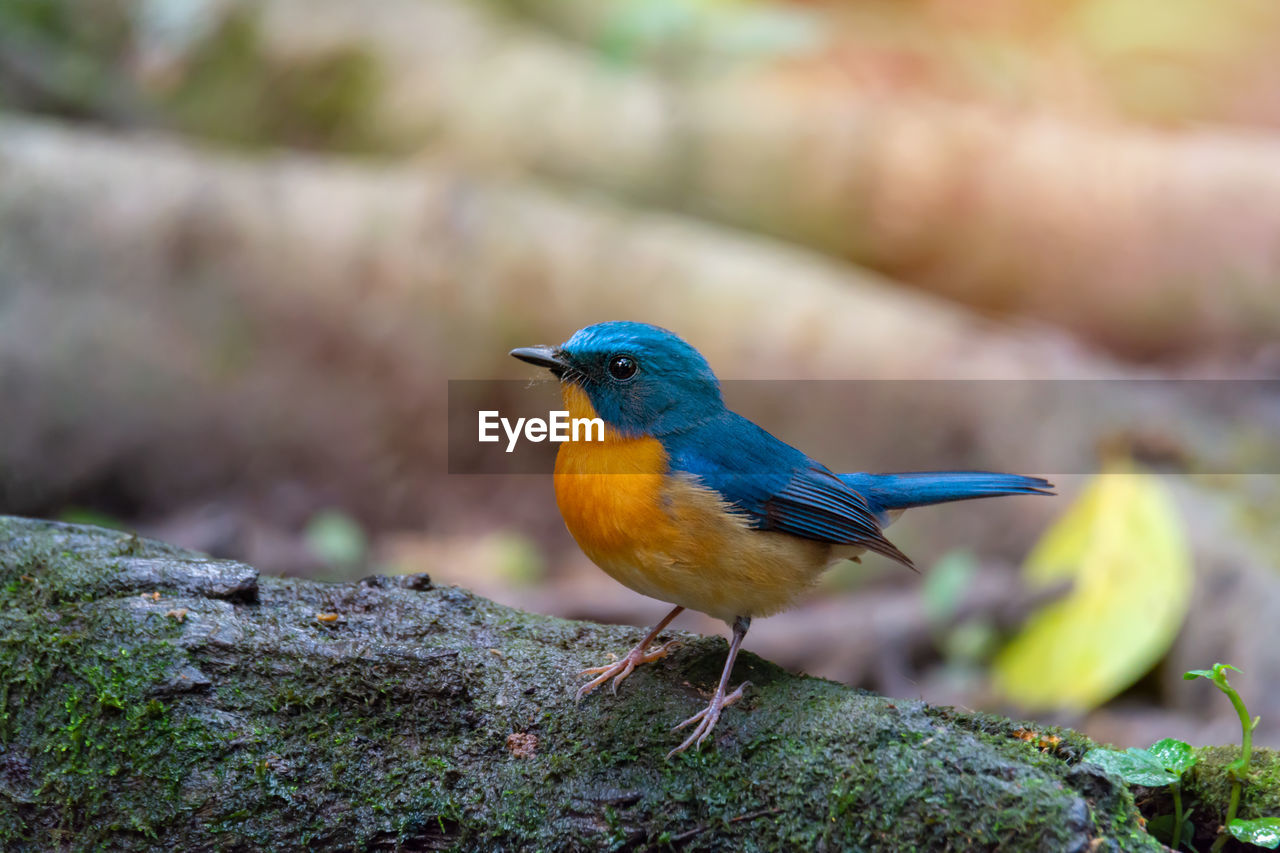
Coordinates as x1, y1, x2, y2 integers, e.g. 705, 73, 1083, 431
992, 468, 1192, 712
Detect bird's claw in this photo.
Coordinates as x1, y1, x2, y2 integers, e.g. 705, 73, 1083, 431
666, 681, 749, 759
575, 639, 680, 702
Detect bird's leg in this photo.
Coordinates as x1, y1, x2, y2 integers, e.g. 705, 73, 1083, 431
576, 605, 684, 701
667, 615, 751, 759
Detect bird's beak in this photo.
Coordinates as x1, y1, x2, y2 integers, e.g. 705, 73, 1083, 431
509, 345, 569, 378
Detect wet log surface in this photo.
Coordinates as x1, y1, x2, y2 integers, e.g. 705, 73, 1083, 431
0, 515, 1181, 851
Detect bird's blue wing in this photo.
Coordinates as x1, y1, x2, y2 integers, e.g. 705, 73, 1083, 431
662, 412, 914, 568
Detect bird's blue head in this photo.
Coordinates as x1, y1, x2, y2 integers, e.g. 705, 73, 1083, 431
511, 322, 723, 438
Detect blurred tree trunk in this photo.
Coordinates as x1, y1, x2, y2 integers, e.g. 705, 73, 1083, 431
240, 0, 1280, 360
6, 0, 1280, 357
0, 116, 1087, 522
2, 117, 1275, 528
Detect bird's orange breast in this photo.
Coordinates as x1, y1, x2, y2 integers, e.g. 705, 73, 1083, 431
553, 384, 832, 621
553, 384, 674, 559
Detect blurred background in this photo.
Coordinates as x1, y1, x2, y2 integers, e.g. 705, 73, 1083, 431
2, 0, 1279, 750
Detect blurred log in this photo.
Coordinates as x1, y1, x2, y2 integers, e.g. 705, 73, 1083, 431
1, 117, 1276, 540
7, 0, 1280, 358
240, 0, 1280, 360
0, 515, 1175, 850
0, 116, 1082, 524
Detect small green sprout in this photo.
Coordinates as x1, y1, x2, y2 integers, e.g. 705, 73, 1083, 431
1085, 737, 1197, 850
1184, 663, 1276, 851
1084, 664, 1278, 850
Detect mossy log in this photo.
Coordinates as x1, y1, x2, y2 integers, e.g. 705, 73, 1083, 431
0, 515, 1185, 850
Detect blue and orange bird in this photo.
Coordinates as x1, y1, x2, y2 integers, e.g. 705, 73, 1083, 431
511, 322, 1052, 758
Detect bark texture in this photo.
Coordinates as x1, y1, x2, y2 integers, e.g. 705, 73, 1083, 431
0, 515, 1187, 851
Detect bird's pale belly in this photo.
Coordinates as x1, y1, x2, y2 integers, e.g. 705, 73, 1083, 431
554, 436, 834, 622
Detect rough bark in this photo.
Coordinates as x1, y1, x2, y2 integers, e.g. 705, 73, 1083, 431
0, 515, 1187, 851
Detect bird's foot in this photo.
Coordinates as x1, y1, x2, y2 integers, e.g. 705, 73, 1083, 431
666, 681, 749, 759
576, 639, 680, 702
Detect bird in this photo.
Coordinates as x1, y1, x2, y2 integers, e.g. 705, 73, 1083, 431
510, 321, 1052, 758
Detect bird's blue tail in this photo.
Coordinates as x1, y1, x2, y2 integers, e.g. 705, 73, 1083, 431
840, 471, 1054, 523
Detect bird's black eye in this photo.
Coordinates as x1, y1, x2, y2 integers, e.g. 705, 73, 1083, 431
608, 355, 638, 381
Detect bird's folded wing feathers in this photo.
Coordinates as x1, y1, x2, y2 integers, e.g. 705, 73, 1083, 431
762, 469, 914, 568
663, 412, 915, 569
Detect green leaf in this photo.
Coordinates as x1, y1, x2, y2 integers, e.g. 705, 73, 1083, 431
1228, 817, 1280, 849
598, 0, 817, 67
921, 550, 978, 627
304, 510, 367, 567
1185, 663, 1241, 693
1146, 814, 1196, 849
993, 469, 1193, 711
1082, 746, 1180, 787
58, 508, 128, 531
491, 532, 546, 587
1147, 738, 1198, 775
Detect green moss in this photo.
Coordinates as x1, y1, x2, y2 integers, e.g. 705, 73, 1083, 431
1186, 745, 1280, 821
0, 1, 383, 154
0, 597, 215, 846
1, 516, 1170, 851
1107, 745, 1280, 851
161, 11, 382, 152
0, 0, 134, 119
